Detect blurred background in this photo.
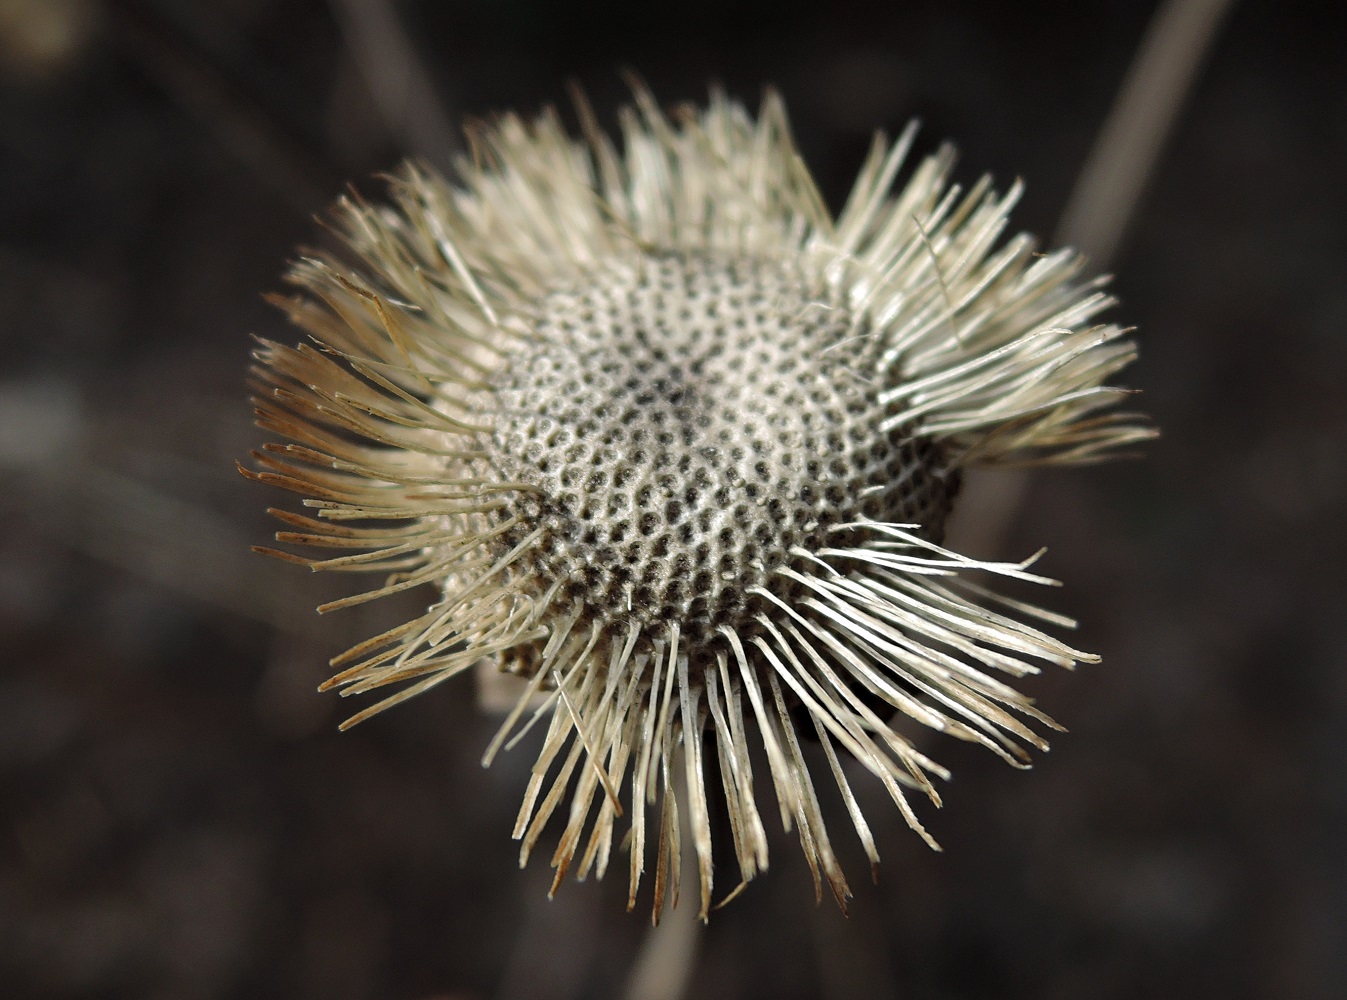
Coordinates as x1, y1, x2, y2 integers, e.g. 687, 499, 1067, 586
1, 0, 1343, 997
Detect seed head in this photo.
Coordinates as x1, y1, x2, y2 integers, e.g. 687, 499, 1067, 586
244, 89, 1152, 919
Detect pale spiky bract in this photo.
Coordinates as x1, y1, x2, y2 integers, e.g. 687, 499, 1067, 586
244, 89, 1151, 920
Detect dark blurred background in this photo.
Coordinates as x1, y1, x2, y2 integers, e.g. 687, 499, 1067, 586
2, 1, 1343, 997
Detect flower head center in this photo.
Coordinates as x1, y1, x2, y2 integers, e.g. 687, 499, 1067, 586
487, 253, 955, 645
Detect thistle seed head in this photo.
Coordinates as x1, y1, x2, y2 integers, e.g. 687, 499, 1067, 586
244, 89, 1152, 920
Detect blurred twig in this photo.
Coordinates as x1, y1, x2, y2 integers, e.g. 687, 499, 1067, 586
1057, 0, 1236, 265
8, 457, 318, 636
622, 770, 702, 1000
947, 0, 1234, 560
0, 380, 323, 636
326, 0, 460, 169
107, 0, 340, 214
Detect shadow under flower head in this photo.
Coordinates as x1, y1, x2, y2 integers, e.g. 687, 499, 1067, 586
242, 87, 1153, 921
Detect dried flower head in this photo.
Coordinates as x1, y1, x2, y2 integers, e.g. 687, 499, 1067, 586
244, 88, 1150, 919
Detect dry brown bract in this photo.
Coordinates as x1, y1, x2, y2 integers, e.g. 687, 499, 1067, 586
243, 88, 1152, 921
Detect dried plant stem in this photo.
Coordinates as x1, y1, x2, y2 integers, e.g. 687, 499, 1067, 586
1057, 0, 1237, 265
622, 770, 703, 1000
948, 0, 1233, 561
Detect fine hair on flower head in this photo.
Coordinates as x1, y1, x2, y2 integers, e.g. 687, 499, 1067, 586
243, 84, 1152, 920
